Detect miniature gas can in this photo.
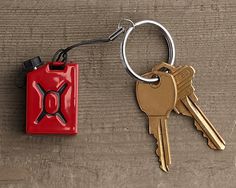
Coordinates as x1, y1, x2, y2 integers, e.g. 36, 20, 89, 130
25, 57, 79, 134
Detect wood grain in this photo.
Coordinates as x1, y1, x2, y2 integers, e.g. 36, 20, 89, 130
0, 0, 235, 187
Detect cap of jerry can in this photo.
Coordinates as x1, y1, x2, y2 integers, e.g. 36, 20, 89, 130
23, 56, 43, 72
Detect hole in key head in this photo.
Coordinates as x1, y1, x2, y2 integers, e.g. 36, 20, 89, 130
159, 67, 170, 73
150, 74, 160, 88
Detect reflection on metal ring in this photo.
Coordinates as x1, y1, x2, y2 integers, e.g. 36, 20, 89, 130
120, 20, 175, 83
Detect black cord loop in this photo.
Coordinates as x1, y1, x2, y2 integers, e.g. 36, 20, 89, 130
52, 27, 125, 63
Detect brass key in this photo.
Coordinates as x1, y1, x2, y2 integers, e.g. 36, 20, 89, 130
153, 63, 225, 150
136, 71, 177, 172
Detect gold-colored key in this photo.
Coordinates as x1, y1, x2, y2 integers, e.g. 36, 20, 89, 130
136, 71, 177, 172
153, 63, 225, 150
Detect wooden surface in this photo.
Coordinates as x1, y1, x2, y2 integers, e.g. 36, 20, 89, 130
0, 0, 235, 187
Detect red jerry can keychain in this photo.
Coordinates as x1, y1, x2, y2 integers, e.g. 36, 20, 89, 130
23, 57, 79, 134
19, 23, 125, 135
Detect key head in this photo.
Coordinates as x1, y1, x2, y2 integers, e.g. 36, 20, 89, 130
172, 66, 196, 100
152, 63, 196, 101
153, 63, 198, 104
152, 62, 175, 73
136, 71, 177, 117
154, 64, 198, 115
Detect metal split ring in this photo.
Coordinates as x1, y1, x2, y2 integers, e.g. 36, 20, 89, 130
120, 20, 175, 83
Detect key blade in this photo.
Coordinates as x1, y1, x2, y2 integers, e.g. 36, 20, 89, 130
136, 70, 176, 172
149, 116, 171, 172
182, 96, 225, 150
171, 65, 225, 150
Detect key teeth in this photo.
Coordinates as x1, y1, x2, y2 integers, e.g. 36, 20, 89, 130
155, 149, 168, 173
194, 121, 225, 150
194, 121, 202, 131
207, 139, 217, 150
202, 132, 217, 150
160, 165, 169, 172
155, 146, 159, 156
194, 121, 213, 148
148, 117, 171, 172
155, 145, 169, 173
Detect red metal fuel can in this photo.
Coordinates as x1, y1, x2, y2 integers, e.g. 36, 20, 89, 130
25, 59, 79, 134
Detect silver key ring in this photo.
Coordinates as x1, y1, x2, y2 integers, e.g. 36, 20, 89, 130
120, 20, 175, 83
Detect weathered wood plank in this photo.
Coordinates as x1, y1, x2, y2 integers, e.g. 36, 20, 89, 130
0, 0, 235, 187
